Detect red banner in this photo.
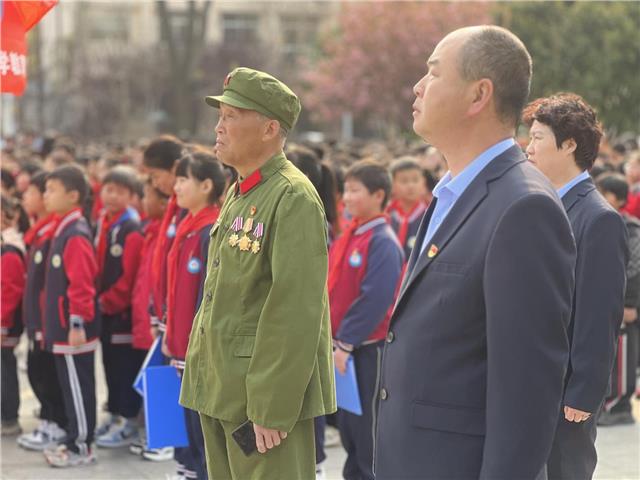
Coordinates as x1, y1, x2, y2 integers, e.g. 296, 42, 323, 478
1, 0, 58, 96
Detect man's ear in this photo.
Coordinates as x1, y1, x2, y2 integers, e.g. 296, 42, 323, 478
69, 190, 81, 205
262, 119, 281, 142
562, 138, 577, 155
467, 78, 494, 117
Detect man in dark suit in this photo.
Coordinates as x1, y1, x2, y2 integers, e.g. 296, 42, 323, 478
374, 26, 577, 480
524, 93, 628, 480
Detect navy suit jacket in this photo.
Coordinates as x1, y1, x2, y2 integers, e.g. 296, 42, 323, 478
560, 178, 628, 413
375, 145, 577, 480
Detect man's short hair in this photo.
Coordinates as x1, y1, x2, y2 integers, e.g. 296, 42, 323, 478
523, 93, 603, 171
390, 156, 422, 178
459, 26, 532, 126
143, 135, 184, 171
102, 166, 142, 196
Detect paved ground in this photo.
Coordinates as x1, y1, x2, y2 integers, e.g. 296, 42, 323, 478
1, 340, 638, 479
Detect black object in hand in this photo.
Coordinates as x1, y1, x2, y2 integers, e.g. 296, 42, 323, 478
232, 420, 257, 456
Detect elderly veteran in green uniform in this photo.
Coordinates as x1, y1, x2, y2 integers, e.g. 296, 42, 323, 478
180, 67, 336, 480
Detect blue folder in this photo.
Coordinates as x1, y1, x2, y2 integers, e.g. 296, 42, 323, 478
335, 357, 362, 415
133, 336, 164, 395
143, 365, 189, 449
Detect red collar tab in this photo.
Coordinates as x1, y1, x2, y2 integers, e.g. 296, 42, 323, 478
239, 169, 262, 195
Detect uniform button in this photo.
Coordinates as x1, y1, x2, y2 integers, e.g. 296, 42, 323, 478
386, 331, 395, 343
213, 258, 220, 267
380, 388, 388, 401
205, 292, 213, 302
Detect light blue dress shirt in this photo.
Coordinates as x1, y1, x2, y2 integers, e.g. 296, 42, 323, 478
419, 138, 516, 255
557, 170, 590, 199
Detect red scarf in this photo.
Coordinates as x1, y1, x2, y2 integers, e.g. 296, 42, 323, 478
24, 214, 57, 247
387, 200, 427, 246
151, 195, 179, 283
166, 204, 220, 326
95, 209, 126, 276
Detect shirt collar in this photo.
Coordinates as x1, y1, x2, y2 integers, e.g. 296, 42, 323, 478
236, 152, 288, 195
433, 138, 516, 200
557, 170, 591, 199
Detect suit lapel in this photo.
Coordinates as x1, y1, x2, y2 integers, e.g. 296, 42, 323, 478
393, 145, 526, 310
561, 178, 595, 213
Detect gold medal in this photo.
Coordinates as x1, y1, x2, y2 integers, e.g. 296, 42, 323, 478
243, 217, 254, 233
238, 235, 251, 251
229, 233, 239, 247
251, 240, 261, 254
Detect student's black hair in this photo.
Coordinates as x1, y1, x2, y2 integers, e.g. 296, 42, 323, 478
102, 166, 142, 196
29, 171, 49, 194
344, 160, 392, 209
143, 135, 184, 171
596, 173, 629, 205
1, 168, 16, 192
333, 166, 345, 196
47, 164, 92, 217
175, 148, 226, 205
389, 156, 422, 178
1, 193, 30, 234
422, 169, 437, 193
20, 160, 44, 176
288, 146, 338, 226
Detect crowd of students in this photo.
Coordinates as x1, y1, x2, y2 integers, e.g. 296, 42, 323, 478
1, 130, 639, 478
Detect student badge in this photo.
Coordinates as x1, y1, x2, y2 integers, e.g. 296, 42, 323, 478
51, 254, 62, 268
187, 258, 201, 274
349, 249, 362, 268
167, 223, 177, 238
427, 244, 439, 258
110, 244, 123, 257
34, 250, 43, 264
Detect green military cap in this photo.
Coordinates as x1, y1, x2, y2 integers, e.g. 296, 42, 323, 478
205, 67, 301, 131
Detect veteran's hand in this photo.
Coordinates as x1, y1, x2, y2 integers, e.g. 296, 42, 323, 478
253, 424, 287, 454
623, 307, 638, 324
564, 406, 591, 423
334, 348, 351, 376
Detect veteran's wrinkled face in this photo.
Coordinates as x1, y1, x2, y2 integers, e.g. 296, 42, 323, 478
412, 33, 470, 147
214, 104, 268, 169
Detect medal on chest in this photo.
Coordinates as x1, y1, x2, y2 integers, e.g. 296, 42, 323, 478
228, 205, 264, 255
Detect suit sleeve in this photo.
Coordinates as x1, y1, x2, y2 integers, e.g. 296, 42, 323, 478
336, 234, 404, 347
564, 210, 628, 412
63, 236, 97, 322
1, 252, 25, 331
480, 194, 575, 480
100, 230, 144, 314
246, 189, 329, 432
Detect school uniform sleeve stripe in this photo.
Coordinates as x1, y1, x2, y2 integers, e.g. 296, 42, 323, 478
336, 232, 404, 347
99, 230, 144, 315
63, 236, 98, 322
1, 251, 26, 328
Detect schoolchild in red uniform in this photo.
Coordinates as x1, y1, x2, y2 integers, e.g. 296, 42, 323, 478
18, 172, 67, 450
162, 149, 225, 480
41, 165, 99, 468
1, 194, 26, 437
387, 157, 429, 259
93, 166, 145, 448
328, 161, 404, 480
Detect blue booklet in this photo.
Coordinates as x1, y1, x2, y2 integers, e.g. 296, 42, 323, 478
133, 336, 163, 396
335, 356, 362, 415
143, 365, 189, 449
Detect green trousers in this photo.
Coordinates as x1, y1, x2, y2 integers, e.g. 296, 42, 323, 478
199, 414, 315, 480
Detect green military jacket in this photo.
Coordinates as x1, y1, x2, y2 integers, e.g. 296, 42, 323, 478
180, 152, 336, 432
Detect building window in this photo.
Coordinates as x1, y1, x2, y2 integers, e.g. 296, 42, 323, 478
222, 14, 258, 44
281, 16, 318, 63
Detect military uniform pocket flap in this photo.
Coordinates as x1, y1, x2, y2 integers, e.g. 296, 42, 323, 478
233, 334, 256, 358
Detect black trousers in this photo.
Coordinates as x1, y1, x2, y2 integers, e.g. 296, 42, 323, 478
547, 408, 599, 480
1, 347, 20, 422
174, 372, 208, 480
101, 339, 145, 419
604, 321, 639, 414
54, 352, 96, 453
27, 340, 67, 427
314, 415, 326, 464
337, 342, 384, 480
